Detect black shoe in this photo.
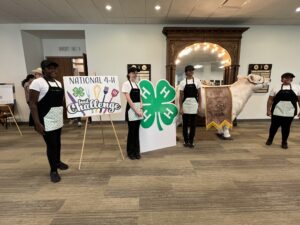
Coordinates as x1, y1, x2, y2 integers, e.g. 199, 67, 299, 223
57, 162, 69, 170
189, 143, 195, 148
135, 154, 141, 160
128, 155, 136, 160
183, 143, 189, 147
50, 171, 61, 183
281, 142, 288, 149
265, 139, 273, 146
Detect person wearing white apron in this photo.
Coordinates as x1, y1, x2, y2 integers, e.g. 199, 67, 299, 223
122, 67, 143, 160
266, 72, 300, 149
179, 65, 201, 148
29, 60, 68, 183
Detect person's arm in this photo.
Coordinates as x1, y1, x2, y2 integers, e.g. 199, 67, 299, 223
179, 90, 184, 115
29, 90, 45, 135
124, 93, 143, 117
198, 88, 201, 113
297, 96, 300, 118
267, 96, 274, 117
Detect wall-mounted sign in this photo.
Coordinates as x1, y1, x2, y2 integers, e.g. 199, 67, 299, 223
127, 64, 151, 81
63, 76, 122, 118
248, 64, 272, 93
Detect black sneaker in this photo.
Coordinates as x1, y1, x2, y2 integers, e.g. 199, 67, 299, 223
281, 142, 288, 149
183, 143, 189, 147
57, 162, 69, 170
50, 171, 61, 183
265, 139, 273, 146
135, 154, 141, 160
128, 155, 136, 160
189, 143, 195, 148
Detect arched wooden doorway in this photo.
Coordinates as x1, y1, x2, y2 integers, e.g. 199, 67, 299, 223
162, 27, 249, 86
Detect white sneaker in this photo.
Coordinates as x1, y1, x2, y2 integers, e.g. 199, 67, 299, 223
77, 122, 82, 127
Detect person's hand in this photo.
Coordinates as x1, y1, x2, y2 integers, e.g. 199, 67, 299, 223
267, 110, 272, 117
198, 106, 201, 114
180, 108, 184, 115
135, 109, 143, 118
35, 122, 45, 135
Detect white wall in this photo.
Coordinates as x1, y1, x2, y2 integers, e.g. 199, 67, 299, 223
1, 24, 300, 121
21, 31, 44, 74
0, 25, 29, 121
42, 39, 86, 57
85, 24, 166, 120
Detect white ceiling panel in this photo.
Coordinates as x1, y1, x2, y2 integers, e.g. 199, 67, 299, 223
126, 17, 146, 23
66, 0, 105, 23
119, 0, 146, 17
12, 0, 57, 18
39, 0, 81, 20
0, 0, 35, 18
168, 0, 198, 18
189, 0, 221, 18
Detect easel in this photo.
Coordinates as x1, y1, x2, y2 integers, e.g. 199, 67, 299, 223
78, 114, 124, 170
0, 104, 22, 136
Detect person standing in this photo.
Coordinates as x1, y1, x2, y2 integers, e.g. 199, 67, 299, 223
266, 72, 300, 149
29, 60, 68, 183
22, 74, 35, 105
122, 67, 143, 160
179, 65, 201, 148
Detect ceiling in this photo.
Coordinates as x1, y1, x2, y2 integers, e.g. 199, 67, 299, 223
0, 0, 300, 25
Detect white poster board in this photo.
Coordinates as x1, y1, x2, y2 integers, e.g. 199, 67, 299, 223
63, 76, 122, 118
0, 84, 14, 104
138, 79, 179, 153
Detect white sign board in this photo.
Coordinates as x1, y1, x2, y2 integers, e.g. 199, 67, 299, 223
0, 84, 14, 104
138, 79, 179, 153
63, 76, 122, 118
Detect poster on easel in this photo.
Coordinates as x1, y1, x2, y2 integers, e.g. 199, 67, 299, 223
0, 84, 14, 104
63, 76, 122, 118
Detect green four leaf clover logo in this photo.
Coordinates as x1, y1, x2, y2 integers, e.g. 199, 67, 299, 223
139, 80, 178, 131
72, 87, 85, 97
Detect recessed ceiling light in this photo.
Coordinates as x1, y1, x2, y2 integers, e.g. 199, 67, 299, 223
296, 7, 300, 12
155, 5, 161, 11
106, 5, 112, 11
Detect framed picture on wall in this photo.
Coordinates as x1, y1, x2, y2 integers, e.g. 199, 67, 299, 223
248, 64, 272, 93
127, 64, 151, 81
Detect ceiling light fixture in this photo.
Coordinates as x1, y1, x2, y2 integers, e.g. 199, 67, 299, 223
296, 7, 300, 12
194, 65, 203, 69
155, 5, 161, 11
106, 5, 112, 11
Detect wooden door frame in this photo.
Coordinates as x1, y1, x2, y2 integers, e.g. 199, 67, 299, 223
162, 27, 249, 86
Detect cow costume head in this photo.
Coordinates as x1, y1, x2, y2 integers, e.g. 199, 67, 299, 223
237, 74, 271, 90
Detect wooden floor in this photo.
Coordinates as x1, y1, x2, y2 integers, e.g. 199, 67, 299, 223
1, 120, 300, 225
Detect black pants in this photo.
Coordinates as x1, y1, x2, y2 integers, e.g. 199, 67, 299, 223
127, 121, 140, 156
268, 115, 294, 144
182, 114, 197, 144
43, 128, 62, 172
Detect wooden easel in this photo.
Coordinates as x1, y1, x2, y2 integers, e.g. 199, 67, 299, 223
78, 115, 124, 170
0, 104, 22, 136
